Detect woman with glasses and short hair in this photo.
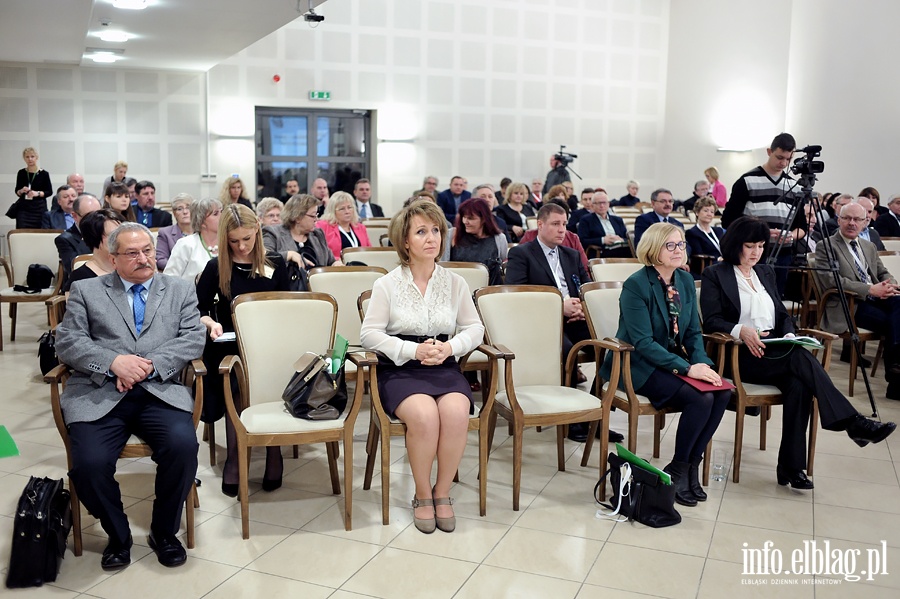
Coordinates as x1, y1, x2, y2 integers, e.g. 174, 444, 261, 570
262, 194, 341, 269
155, 193, 194, 271
599, 222, 730, 507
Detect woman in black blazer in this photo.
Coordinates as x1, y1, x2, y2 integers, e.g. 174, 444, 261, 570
685, 197, 724, 277
700, 217, 895, 489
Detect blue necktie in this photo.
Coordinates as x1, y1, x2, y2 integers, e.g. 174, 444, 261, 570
132, 284, 146, 334
849, 241, 870, 284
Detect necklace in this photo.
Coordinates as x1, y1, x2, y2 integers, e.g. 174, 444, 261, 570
234, 262, 252, 272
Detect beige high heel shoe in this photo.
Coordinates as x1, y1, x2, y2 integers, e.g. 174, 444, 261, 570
411, 496, 436, 534
432, 488, 456, 533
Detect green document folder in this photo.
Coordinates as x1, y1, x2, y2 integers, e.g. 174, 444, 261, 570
615, 443, 672, 485
0, 425, 20, 458
331, 334, 350, 374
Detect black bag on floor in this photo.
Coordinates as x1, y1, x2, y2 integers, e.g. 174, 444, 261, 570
594, 452, 681, 528
6, 476, 72, 588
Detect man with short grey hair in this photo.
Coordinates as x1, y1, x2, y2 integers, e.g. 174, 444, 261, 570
874, 194, 900, 238
633, 188, 684, 248
55, 193, 102, 282
56, 222, 205, 571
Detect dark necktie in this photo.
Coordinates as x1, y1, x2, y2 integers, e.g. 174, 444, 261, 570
662, 217, 669, 223
132, 284, 146, 333
849, 241, 870, 284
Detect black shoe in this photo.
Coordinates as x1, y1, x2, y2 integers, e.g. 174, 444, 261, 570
566, 422, 589, 443
221, 480, 238, 498
262, 476, 283, 492
840, 348, 872, 368
664, 461, 697, 507
148, 532, 187, 568
101, 535, 132, 571
599, 427, 625, 444
688, 456, 707, 502
776, 465, 814, 490
846, 415, 897, 447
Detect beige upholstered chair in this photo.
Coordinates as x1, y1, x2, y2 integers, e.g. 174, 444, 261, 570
0, 229, 64, 350
342, 246, 401, 271
474, 285, 617, 509
355, 289, 494, 524
588, 257, 642, 283
438, 261, 492, 391
221, 292, 363, 537
880, 237, 900, 253
362, 224, 390, 245
46, 360, 205, 556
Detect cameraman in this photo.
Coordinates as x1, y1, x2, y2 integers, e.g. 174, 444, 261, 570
541, 153, 570, 194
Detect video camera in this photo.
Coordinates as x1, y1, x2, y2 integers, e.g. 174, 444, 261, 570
554, 145, 577, 168
791, 144, 825, 177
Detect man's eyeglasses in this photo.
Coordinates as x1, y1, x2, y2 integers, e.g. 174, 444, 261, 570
115, 248, 155, 260
839, 217, 867, 223
664, 241, 686, 251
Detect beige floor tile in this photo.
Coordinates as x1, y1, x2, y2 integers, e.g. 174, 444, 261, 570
513, 494, 615, 541
221, 485, 338, 530
717, 490, 814, 535
606, 513, 715, 557
812, 474, 900, 513
577, 584, 670, 598
82, 498, 215, 546
814, 504, 900, 548
720, 464, 813, 502
246, 530, 380, 587
484, 527, 603, 582
455, 564, 581, 599
446, 478, 535, 526
202, 569, 333, 599
814, 581, 899, 598
697, 559, 814, 598
708, 522, 811, 564
677, 493, 724, 522
187, 513, 294, 567
811, 537, 898, 590
302, 496, 412, 545
341, 547, 476, 599
585, 543, 704, 599
0, 439, 64, 475
812, 452, 900, 484
86, 555, 239, 599
388, 514, 508, 562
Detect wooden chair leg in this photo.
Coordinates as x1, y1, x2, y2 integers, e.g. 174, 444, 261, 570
185, 485, 196, 549
363, 420, 378, 490
69, 480, 83, 556
206, 423, 217, 466
486, 410, 498, 455
326, 441, 340, 494
653, 413, 664, 458
10, 303, 17, 341
627, 414, 639, 454
871, 340, 884, 377
478, 420, 488, 517
512, 422, 524, 511
556, 425, 565, 471
733, 405, 745, 483
379, 423, 391, 525
760, 405, 768, 451
582, 420, 597, 467
807, 399, 819, 476
343, 431, 354, 531
238, 439, 250, 539
293, 445, 299, 459
849, 350, 858, 397
702, 440, 711, 486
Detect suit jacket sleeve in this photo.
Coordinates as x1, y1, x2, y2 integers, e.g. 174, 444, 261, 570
504, 245, 529, 285
56, 282, 123, 386
144, 279, 206, 382
632, 213, 653, 248
55, 233, 77, 276
154, 209, 173, 228
41, 211, 53, 229
619, 275, 692, 374
815, 237, 872, 299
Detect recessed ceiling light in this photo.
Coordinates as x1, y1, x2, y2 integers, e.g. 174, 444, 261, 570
112, 0, 148, 9
99, 30, 129, 43
91, 53, 120, 63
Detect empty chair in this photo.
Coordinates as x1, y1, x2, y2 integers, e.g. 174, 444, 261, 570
588, 257, 642, 283
342, 246, 402, 270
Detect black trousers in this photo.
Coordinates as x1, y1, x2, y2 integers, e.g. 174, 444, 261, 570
563, 319, 593, 388
738, 346, 857, 470
639, 369, 730, 463
67, 387, 198, 546
856, 296, 900, 346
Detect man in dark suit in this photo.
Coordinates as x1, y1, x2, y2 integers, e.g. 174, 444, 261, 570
873, 194, 900, 238
505, 203, 623, 443
55, 193, 102, 283
577, 190, 630, 258
856, 196, 886, 250
817, 203, 900, 398
133, 180, 173, 228
280, 178, 300, 203
567, 188, 593, 232
437, 176, 471, 223
633, 188, 685, 248
55, 223, 205, 570
353, 178, 385, 219
471, 184, 509, 239
42, 185, 77, 230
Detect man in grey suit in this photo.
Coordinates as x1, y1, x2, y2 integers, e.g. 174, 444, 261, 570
816, 203, 900, 398
55, 222, 205, 570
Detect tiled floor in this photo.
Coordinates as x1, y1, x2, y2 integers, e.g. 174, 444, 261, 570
1, 301, 899, 598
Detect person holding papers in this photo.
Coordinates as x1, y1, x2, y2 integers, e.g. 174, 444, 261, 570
599, 222, 730, 508
700, 217, 896, 490
196, 204, 291, 497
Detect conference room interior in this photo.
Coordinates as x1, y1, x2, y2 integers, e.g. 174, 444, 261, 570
1, 1, 899, 597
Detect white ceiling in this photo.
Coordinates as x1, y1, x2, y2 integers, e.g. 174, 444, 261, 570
0, 0, 329, 71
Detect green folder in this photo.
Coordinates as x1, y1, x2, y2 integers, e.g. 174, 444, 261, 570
615, 443, 671, 485
0, 425, 20, 458
331, 334, 349, 374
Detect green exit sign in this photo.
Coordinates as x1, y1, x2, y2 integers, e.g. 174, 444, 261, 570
309, 90, 331, 101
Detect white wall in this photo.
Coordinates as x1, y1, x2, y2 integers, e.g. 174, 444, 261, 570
208, 0, 673, 214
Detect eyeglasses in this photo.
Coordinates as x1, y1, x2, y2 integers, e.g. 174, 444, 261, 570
115, 247, 155, 260
303, 212, 318, 219
173, 206, 190, 213
839, 217, 867, 223
654, 199, 674, 205
663, 241, 686, 251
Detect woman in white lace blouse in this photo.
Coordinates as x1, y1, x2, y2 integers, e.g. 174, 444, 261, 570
360, 200, 484, 535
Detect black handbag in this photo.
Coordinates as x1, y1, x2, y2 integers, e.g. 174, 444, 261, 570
6, 476, 72, 588
282, 352, 347, 420
595, 452, 681, 528
37, 330, 58, 375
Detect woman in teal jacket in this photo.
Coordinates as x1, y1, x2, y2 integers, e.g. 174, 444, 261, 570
599, 222, 729, 507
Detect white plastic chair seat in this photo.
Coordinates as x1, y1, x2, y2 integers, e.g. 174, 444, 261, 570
0, 285, 55, 298
495, 385, 600, 415
723, 378, 780, 396
240, 402, 347, 434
